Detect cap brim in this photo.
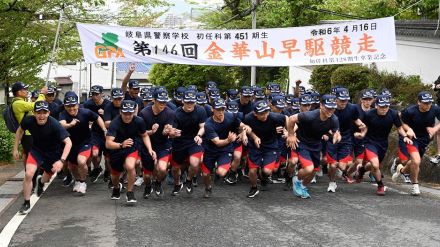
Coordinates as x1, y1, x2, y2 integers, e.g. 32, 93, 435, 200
35, 108, 49, 112
420, 99, 434, 103
121, 109, 135, 113
242, 93, 253, 96
113, 95, 124, 99
337, 97, 350, 100
64, 102, 78, 106
227, 109, 238, 113
183, 99, 197, 103
376, 103, 390, 107
324, 104, 337, 109
255, 107, 270, 113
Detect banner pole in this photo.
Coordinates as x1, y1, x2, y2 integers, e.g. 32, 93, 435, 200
45, 6, 64, 86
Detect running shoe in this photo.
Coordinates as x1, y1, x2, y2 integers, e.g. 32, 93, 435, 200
171, 183, 183, 196
126, 191, 137, 204
292, 176, 303, 197
392, 164, 404, 183
247, 187, 259, 198
390, 158, 397, 174
301, 187, 311, 199
411, 184, 420, 196
192, 176, 198, 187
204, 187, 212, 198
185, 179, 193, 194
19, 202, 31, 215
311, 176, 317, 184
225, 170, 238, 185
111, 183, 121, 200
154, 181, 164, 197
134, 176, 143, 187
72, 181, 80, 192
429, 154, 440, 164
355, 165, 366, 183
376, 185, 385, 196
89, 167, 103, 183
103, 170, 110, 182
63, 173, 73, 187
36, 175, 44, 197
327, 181, 337, 193
77, 182, 87, 195
143, 184, 153, 199
403, 174, 411, 184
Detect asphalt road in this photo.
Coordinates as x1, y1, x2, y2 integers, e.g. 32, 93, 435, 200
3, 176, 440, 247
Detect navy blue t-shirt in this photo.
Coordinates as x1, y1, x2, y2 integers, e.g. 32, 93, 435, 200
401, 104, 440, 140
334, 103, 359, 140
138, 106, 175, 149
297, 109, 339, 145
146, 101, 177, 111
48, 101, 60, 119
203, 104, 213, 119
21, 116, 69, 157
83, 98, 110, 135
106, 115, 147, 146
173, 105, 206, 150
124, 92, 144, 111
364, 108, 402, 144
59, 108, 98, 146
235, 99, 253, 116
203, 112, 241, 153
103, 102, 120, 122
243, 112, 286, 151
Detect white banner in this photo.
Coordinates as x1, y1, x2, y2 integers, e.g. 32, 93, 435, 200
77, 17, 397, 66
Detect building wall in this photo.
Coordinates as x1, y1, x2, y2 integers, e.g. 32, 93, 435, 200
0, 88, 5, 105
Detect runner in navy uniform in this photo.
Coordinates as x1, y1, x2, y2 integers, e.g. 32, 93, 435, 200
356, 95, 409, 196
106, 100, 156, 203
326, 88, 366, 192
392, 92, 440, 195
46, 86, 61, 119
83, 85, 111, 183
170, 90, 206, 195
226, 88, 239, 102
121, 64, 143, 111
236, 86, 254, 115
196, 92, 212, 118
243, 100, 289, 198
59, 92, 107, 195
253, 87, 266, 102
138, 89, 177, 198
201, 98, 246, 197
14, 101, 72, 214
287, 95, 341, 199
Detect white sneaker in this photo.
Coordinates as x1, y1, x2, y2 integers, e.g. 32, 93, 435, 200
134, 176, 143, 187
311, 176, 317, 184
390, 158, 397, 174
316, 169, 323, 177
336, 169, 343, 179
391, 164, 404, 182
429, 154, 440, 164
411, 184, 420, 196
72, 181, 80, 192
78, 182, 87, 195
403, 174, 411, 184
327, 181, 337, 193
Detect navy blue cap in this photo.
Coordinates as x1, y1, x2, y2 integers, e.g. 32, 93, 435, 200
271, 95, 286, 109
206, 81, 217, 89
140, 87, 151, 95
174, 86, 186, 100
142, 92, 153, 101
111, 88, 124, 98
380, 88, 392, 97
90, 85, 103, 94
31, 90, 40, 98
226, 88, 238, 97
121, 100, 136, 113
154, 90, 169, 102
254, 88, 265, 100
226, 101, 239, 113
335, 88, 350, 100
375, 95, 391, 107
298, 86, 306, 95
34, 100, 49, 112
368, 89, 377, 97
267, 83, 281, 93
321, 94, 337, 109
208, 88, 220, 99
183, 90, 197, 103
47, 86, 56, 95
212, 98, 226, 109
331, 85, 343, 95
241, 86, 254, 96
311, 92, 320, 104
418, 91, 434, 103
300, 94, 313, 105
64, 91, 79, 105
292, 98, 300, 110
196, 92, 208, 104
128, 80, 140, 89
253, 100, 270, 113
285, 94, 295, 105
11, 81, 29, 93
361, 90, 374, 99
187, 85, 198, 92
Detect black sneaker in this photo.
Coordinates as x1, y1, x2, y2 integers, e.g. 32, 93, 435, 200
225, 170, 238, 185
89, 167, 103, 183
126, 191, 137, 204
143, 184, 153, 199
284, 177, 293, 191
36, 176, 44, 197
203, 187, 212, 198
171, 183, 183, 196
19, 202, 31, 214
56, 170, 65, 179
111, 183, 121, 200
260, 175, 269, 190
63, 173, 73, 187
185, 179, 193, 194
192, 176, 198, 187
247, 187, 259, 198
103, 170, 110, 182
108, 180, 114, 189
154, 181, 164, 197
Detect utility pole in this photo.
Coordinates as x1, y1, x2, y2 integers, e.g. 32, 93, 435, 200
250, 0, 257, 86
45, 6, 64, 86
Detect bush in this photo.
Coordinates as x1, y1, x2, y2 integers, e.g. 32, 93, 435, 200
0, 105, 14, 162
309, 65, 343, 94
330, 65, 373, 94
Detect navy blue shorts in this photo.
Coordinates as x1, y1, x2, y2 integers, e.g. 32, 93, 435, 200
353, 138, 366, 160
326, 141, 353, 164
140, 146, 172, 174
296, 142, 321, 171
247, 148, 277, 170
398, 137, 428, 162
171, 143, 203, 167
27, 149, 58, 175
201, 151, 232, 174
110, 146, 139, 174
364, 142, 387, 163
67, 143, 92, 165
91, 132, 108, 155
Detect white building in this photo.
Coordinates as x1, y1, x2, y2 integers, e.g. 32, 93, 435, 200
162, 14, 184, 29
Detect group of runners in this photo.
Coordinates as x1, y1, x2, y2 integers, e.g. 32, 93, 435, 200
10, 64, 440, 214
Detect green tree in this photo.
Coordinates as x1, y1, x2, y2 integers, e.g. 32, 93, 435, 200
309, 64, 343, 94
